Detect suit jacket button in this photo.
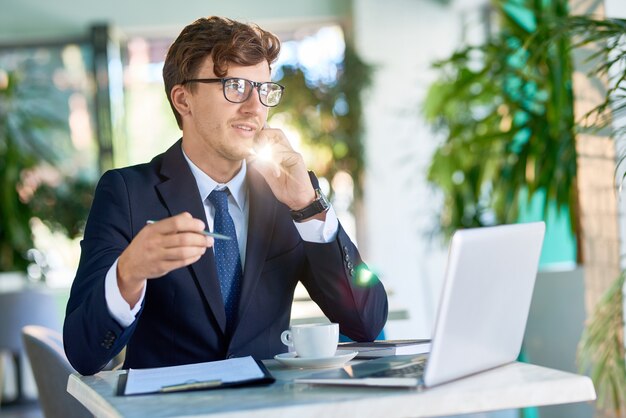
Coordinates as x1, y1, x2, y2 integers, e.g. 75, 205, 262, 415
227, 354, 235, 359
349, 268, 355, 276
346, 261, 353, 269
343, 245, 349, 253
344, 254, 350, 262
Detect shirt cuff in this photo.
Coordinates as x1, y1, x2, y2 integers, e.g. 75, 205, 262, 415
293, 206, 339, 243
105, 258, 146, 327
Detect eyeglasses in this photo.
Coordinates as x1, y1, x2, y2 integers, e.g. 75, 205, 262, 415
181, 77, 285, 107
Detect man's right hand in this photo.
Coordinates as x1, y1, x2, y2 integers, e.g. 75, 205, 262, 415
117, 212, 213, 307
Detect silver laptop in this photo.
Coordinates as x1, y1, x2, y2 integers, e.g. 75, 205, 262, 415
297, 222, 545, 388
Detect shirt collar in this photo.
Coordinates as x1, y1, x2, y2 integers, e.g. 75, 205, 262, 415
181, 148, 248, 211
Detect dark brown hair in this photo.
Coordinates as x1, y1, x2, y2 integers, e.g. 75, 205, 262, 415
163, 16, 281, 128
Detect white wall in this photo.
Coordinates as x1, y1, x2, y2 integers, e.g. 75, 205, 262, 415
605, 0, 626, 18
352, 0, 464, 338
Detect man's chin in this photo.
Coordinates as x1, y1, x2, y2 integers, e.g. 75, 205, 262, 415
224, 145, 253, 162
233, 140, 255, 158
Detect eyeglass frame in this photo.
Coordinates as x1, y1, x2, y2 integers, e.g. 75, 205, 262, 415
180, 77, 285, 107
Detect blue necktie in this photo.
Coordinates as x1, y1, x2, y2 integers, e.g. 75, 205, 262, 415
207, 188, 243, 331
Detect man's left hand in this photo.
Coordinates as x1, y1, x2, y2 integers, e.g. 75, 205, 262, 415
249, 126, 316, 211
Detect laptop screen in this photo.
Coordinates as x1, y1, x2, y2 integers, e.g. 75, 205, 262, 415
424, 222, 545, 386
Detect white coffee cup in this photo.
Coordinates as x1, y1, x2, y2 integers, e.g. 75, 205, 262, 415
280, 323, 339, 358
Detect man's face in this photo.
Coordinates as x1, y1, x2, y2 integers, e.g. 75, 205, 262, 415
182, 56, 270, 163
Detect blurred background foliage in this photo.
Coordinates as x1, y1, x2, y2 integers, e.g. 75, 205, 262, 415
0, 64, 64, 272
424, 0, 576, 240
272, 42, 373, 199
532, 15, 626, 415
578, 270, 625, 414
535, 16, 626, 166
0, 59, 95, 273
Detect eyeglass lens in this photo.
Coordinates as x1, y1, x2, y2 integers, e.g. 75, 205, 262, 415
223, 78, 283, 107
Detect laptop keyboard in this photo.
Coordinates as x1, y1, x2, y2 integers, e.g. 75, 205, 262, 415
368, 360, 426, 378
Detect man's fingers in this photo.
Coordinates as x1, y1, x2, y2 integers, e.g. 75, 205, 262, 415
159, 245, 207, 262
254, 159, 281, 180
144, 247, 206, 275
160, 232, 212, 249
121, 212, 212, 283
254, 128, 293, 152
148, 255, 204, 278
147, 213, 205, 234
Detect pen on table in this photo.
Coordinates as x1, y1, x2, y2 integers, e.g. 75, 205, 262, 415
160, 379, 222, 393
145, 220, 232, 240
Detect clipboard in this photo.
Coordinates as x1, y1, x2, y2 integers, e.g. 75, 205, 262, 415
116, 356, 275, 396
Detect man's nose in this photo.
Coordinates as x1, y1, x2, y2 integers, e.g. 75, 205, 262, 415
239, 88, 265, 114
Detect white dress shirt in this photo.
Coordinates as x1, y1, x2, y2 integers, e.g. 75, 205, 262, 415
105, 153, 339, 327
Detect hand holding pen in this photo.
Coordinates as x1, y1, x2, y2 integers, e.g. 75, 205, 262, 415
146, 220, 231, 240
116, 212, 216, 307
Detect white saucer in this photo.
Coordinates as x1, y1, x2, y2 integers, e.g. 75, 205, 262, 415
274, 350, 358, 369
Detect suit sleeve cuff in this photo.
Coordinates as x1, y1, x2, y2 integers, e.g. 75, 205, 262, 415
293, 206, 338, 243
105, 258, 146, 327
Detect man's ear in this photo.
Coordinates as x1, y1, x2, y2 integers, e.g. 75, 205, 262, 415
171, 85, 190, 116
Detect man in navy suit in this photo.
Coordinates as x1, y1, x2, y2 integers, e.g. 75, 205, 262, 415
63, 16, 388, 375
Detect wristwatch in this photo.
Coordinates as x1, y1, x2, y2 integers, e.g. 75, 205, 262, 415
290, 188, 330, 222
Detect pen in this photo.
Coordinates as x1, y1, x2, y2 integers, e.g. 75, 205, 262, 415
146, 220, 232, 240
160, 379, 222, 393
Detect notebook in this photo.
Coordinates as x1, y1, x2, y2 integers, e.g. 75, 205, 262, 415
297, 222, 545, 388
338, 339, 431, 358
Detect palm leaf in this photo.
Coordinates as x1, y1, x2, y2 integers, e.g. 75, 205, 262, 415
578, 272, 626, 413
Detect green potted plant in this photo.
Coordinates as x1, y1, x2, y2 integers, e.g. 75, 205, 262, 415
535, 16, 626, 415
423, 0, 576, 240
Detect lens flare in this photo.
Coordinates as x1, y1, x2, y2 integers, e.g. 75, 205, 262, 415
256, 144, 274, 162
354, 265, 378, 287
249, 144, 282, 178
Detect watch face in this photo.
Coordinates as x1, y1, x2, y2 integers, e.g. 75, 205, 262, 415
290, 189, 330, 221
318, 190, 330, 209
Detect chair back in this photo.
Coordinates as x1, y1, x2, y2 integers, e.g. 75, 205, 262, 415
21, 325, 91, 418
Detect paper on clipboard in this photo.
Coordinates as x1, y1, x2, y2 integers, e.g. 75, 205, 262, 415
122, 356, 269, 395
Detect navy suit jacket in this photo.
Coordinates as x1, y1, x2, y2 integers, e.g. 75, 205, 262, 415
63, 140, 388, 375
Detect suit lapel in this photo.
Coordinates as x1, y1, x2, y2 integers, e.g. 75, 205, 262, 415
155, 140, 227, 334
235, 167, 276, 328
